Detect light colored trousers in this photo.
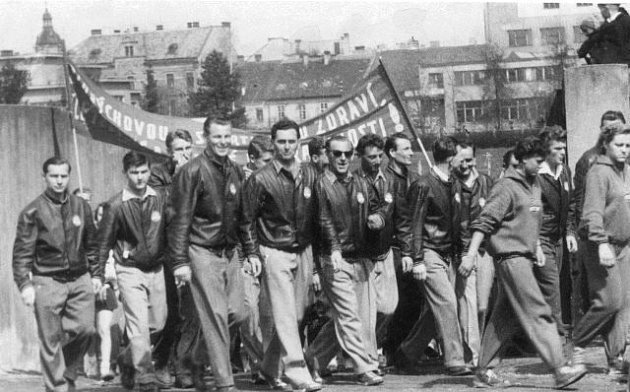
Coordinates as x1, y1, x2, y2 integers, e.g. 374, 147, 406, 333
455, 256, 480, 367
259, 244, 314, 385
188, 245, 246, 388
306, 256, 379, 374
116, 264, 167, 384
374, 249, 399, 349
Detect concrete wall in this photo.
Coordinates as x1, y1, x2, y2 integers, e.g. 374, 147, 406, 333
565, 65, 630, 171
0, 105, 128, 372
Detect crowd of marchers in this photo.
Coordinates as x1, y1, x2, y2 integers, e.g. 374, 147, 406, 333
12, 109, 630, 392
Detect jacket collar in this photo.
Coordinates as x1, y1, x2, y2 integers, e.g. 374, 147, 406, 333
325, 168, 353, 184
356, 166, 386, 183
44, 188, 69, 204
431, 165, 450, 184
504, 167, 537, 189
538, 161, 563, 180
594, 154, 627, 175
272, 158, 300, 179
122, 186, 157, 202
386, 160, 408, 179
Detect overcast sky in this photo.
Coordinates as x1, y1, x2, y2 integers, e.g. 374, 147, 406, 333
0, 0, 486, 56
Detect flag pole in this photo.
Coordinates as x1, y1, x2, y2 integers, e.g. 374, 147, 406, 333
378, 56, 433, 169
62, 40, 84, 193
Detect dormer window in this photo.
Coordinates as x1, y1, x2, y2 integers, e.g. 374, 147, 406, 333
167, 43, 178, 55
89, 48, 101, 60
124, 45, 134, 57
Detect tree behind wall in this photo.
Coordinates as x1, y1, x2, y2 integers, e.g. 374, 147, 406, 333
141, 69, 160, 113
0, 62, 29, 104
188, 50, 247, 127
482, 44, 508, 132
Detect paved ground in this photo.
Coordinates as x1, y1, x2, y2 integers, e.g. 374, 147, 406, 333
0, 345, 627, 392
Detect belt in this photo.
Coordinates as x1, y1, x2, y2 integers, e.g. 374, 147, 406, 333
494, 252, 534, 263
48, 270, 86, 283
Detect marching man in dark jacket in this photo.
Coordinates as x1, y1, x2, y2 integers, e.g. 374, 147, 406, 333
241, 119, 322, 392
98, 151, 168, 392
169, 116, 246, 392
305, 135, 386, 386
13, 157, 101, 392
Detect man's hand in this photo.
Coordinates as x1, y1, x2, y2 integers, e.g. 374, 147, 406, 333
92, 278, 103, 294
412, 264, 427, 281
174, 265, 192, 287
98, 284, 109, 302
566, 235, 578, 254
104, 262, 116, 282
21, 286, 35, 307
458, 254, 476, 277
367, 214, 384, 230
247, 256, 262, 277
401, 256, 413, 273
312, 272, 322, 293
330, 250, 343, 273
599, 243, 616, 267
534, 245, 546, 267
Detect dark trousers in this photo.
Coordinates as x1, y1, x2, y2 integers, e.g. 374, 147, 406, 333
189, 244, 246, 388
534, 237, 565, 334
174, 284, 207, 375
573, 242, 630, 361
478, 256, 565, 371
152, 263, 179, 369
33, 273, 95, 392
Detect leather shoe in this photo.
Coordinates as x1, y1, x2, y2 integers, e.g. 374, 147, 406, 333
154, 366, 172, 388
117, 356, 135, 390
259, 371, 291, 391
356, 371, 383, 386
554, 364, 587, 389
446, 366, 473, 376
192, 365, 207, 391
294, 381, 322, 392
138, 382, 159, 392
309, 369, 323, 385
175, 373, 194, 389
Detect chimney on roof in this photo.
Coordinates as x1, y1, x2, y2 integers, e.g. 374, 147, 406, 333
1, 50, 14, 57
156, 25, 163, 31
91, 29, 102, 36
303, 53, 309, 67
222, 21, 231, 29
324, 51, 331, 65
343, 33, 349, 39
237, 55, 245, 63
295, 39, 301, 54
254, 54, 262, 62
133, 26, 139, 32
114, 29, 121, 34
192, 21, 200, 28
187, 22, 192, 28
430, 40, 440, 48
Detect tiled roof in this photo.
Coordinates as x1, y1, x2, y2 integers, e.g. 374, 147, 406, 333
70, 26, 229, 64
377, 45, 489, 91
237, 57, 372, 102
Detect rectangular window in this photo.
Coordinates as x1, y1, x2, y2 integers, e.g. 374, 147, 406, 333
113, 95, 124, 102
186, 72, 194, 89
278, 105, 285, 119
502, 98, 538, 121
508, 29, 532, 47
256, 108, 263, 122
166, 73, 174, 88
124, 45, 134, 57
454, 71, 485, 86
320, 102, 328, 113
428, 73, 444, 88
505, 68, 527, 83
456, 101, 485, 123
299, 104, 307, 120
577, 3, 592, 6
543, 3, 560, 9
541, 27, 565, 45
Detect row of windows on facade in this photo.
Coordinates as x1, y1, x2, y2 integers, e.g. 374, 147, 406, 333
254, 102, 330, 122
543, 3, 592, 9
455, 98, 548, 123
427, 66, 558, 88
508, 25, 590, 47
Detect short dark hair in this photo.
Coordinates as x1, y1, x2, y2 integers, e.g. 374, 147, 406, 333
123, 151, 149, 172
502, 149, 515, 169
308, 136, 326, 157
356, 134, 384, 156
455, 139, 476, 156
72, 187, 92, 195
598, 122, 630, 153
432, 136, 457, 163
248, 135, 274, 159
325, 135, 352, 152
513, 137, 546, 162
384, 134, 411, 159
42, 157, 71, 174
166, 129, 193, 151
600, 110, 626, 127
538, 125, 567, 154
203, 115, 231, 137
270, 119, 300, 140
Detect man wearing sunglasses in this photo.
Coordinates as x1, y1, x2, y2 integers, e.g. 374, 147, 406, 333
305, 135, 386, 386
